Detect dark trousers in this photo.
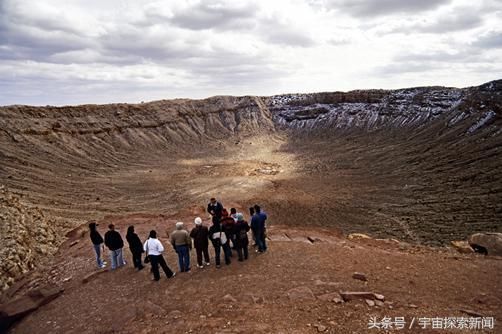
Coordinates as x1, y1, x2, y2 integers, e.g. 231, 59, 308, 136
175, 245, 190, 272
213, 243, 232, 266
149, 254, 174, 280
195, 246, 210, 266
131, 250, 144, 269
256, 231, 267, 252
237, 243, 249, 261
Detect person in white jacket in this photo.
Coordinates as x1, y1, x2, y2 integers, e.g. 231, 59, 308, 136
144, 230, 175, 281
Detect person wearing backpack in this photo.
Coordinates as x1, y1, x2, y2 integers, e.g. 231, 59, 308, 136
126, 225, 144, 271
170, 222, 192, 273
234, 213, 251, 261
144, 230, 175, 281
190, 217, 210, 269
208, 216, 232, 268
88, 221, 106, 269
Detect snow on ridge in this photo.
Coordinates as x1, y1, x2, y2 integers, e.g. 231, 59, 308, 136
467, 111, 496, 134
270, 87, 465, 131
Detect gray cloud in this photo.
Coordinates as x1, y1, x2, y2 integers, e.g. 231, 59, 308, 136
326, 0, 452, 17
166, 2, 259, 31
388, 7, 485, 34
472, 31, 502, 49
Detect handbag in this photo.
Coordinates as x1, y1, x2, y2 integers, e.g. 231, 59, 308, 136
144, 240, 150, 264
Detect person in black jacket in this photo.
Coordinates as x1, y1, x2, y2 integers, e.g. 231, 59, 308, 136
234, 213, 251, 261
89, 221, 106, 269
208, 216, 232, 268
104, 224, 126, 270
190, 217, 210, 268
207, 197, 223, 219
126, 225, 144, 271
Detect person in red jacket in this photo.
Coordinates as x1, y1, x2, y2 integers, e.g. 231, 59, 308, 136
220, 208, 236, 251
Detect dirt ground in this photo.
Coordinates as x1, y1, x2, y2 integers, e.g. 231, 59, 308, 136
1, 88, 501, 332
6, 207, 502, 334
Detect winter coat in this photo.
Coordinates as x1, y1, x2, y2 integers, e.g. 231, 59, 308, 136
126, 232, 144, 254
221, 216, 236, 239
190, 225, 209, 249
207, 201, 223, 218
90, 230, 103, 245
208, 223, 226, 247
234, 220, 250, 246
251, 214, 264, 234
104, 230, 124, 251
170, 229, 192, 249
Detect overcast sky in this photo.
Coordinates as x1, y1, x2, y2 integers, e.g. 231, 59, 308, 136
1, 0, 501, 106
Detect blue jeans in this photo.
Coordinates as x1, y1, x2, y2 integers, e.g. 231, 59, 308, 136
256, 231, 267, 252
93, 244, 104, 267
110, 248, 124, 270
175, 245, 190, 272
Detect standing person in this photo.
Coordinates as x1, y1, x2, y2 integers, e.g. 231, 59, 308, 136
230, 208, 238, 221
104, 224, 126, 270
88, 221, 106, 269
251, 208, 266, 253
126, 226, 144, 271
254, 205, 268, 252
249, 207, 256, 247
190, 217, 210, 268
207, 197, 223, 219
170, 222, 192, 273
144, 230, 175, 281
208, 216, 232, 268
221, 209, 236, 252
234, 213, 251, 261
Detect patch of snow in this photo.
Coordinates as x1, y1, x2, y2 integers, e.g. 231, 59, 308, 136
467, 111, 496, 134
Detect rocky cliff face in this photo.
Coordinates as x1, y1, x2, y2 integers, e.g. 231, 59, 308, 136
0, 187, 64, 290
270, 80, 501, 135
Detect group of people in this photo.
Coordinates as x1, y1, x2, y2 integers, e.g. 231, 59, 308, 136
88, 198, 268, 281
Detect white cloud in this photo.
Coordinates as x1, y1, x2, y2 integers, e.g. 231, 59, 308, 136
0, 0, 501, 105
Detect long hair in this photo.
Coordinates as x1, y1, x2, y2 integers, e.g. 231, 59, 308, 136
127, 226, 134, 235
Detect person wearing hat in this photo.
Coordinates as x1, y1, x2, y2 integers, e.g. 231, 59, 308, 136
144, 230, 175, 281
88, 221, 106, 269
104, 223, 126, 270
170, 222, 192, 273
190, 217, 210, 269
234, 213, 251, 261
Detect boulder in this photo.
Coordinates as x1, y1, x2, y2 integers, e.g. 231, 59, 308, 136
365, 299, 375, 307
339, 291, 385, 302
468, 233, 502, 256
450, 241, 473, 254
0, 286, 64, 331
287, 287, 315, 300
347, 233, 371, 240
352, 272, 367, 281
